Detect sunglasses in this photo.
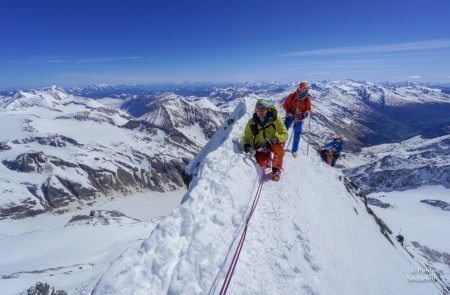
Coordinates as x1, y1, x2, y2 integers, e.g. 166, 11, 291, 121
256, 107, 268, 112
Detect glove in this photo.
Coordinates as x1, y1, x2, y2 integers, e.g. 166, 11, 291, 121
244, 144, 256, 155
286, 110, 294, 117
302, 112, 309, 119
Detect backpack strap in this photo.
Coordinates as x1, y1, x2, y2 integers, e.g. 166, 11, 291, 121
250, 122, 259, 136
250, 120, 275, 136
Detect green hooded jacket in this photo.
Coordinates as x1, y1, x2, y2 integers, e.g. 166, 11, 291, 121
242, 106, 288, 148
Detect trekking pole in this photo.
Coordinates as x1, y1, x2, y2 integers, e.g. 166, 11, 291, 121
286, 116, 297, 151
286, 130, 293, 151
307, 113, 311, 156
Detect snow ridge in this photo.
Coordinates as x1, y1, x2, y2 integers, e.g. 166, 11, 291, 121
93, 98, 436, 294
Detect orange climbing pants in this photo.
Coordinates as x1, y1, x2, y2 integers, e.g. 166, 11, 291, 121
255, 143, 285, 170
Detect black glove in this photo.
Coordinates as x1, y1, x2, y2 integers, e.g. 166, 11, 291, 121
302, 112, 309, 119
244, 144, 255, 156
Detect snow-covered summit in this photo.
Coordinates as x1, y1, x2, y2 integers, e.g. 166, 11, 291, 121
310, 80, 450, 107
93, 98, 439, 295
0, 87, 103, 111
135, 94, 229, 146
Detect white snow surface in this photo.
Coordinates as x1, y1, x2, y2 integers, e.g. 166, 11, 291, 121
0, 190, 185, 295
369, 185, 450, 254
93, 98, 437, 294
367, 186, 450, 289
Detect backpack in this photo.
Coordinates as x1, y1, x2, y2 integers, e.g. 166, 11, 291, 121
267, 104, 278, 120
250, 104, 278, 136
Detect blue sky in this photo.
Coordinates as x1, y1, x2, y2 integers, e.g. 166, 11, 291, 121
1, 0, 450, 89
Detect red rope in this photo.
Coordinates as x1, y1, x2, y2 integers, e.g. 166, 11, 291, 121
219, 171, 265, 295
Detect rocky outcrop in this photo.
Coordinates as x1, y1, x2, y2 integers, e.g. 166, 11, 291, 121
25, 282, 68, 295
0, 199, 46, 220
2, 152, 48, 173
345, 164, 450, 193
66, 210, 141, 226
12, 135, 81, 147
0, 141, 11, 151
367, 197, 392, 208
55, 111, 116, 125
420, 199, 450, 211
1, 149, 193, 218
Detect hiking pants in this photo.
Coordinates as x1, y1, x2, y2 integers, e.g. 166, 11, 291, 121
284, 116, 303, 153
255, 142, 285, 170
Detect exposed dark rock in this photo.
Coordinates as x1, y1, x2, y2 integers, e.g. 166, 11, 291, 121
55, 111, 115, 125
41, 180, 73, 208
367, 197, 391, 208
0, 202, 46, 220
49, 159, 78, 168
78, 164, 123, 194
0, 141, 11, 151
66, 210, 139, 226
12, 135, 82, 147
25, 282, 68, 295
55, 176, 97, 200
116, 166, 137, 187
345, 163, 450, 194
420, 199, 450, 211
2, 152, 47, 173
342, 177, 394, 245
2, 153, 190, 219
149, 157, 187, 191
68, 214, 94, 223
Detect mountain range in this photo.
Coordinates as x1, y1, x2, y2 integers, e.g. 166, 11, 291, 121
0, 81, 449, 293
0, 87, 227, 219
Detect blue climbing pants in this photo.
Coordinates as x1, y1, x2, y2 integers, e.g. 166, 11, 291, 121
284, 116, 303, 153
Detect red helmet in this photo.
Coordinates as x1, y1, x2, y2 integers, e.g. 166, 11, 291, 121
298, 82, 308, 91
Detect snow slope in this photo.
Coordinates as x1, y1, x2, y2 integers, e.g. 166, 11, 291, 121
366, 185, 450, 287
93, 98, 439, 294
0, 190, 184, 294
368, 185, 450, 253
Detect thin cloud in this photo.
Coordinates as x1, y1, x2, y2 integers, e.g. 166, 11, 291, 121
280, 39, 450, 57
306, 72, 330, 75
7, 56, 69, 64
8, 56, 143, 64
408, 75, 422, 79
76, 56, 143, 63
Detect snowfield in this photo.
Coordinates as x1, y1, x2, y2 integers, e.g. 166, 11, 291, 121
0, 190, 185, 294
93, 98, 439, 295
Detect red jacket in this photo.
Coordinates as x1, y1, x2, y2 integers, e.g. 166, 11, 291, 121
282, 92, 311, 116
